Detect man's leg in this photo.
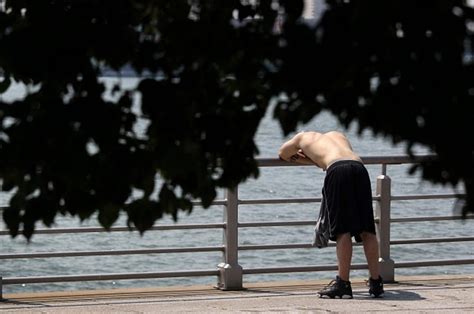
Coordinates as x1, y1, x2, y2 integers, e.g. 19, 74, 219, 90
360, 232, 380, 279
318, 233, 354, 298
336, 233, 352, 281
361, 232, 385, 297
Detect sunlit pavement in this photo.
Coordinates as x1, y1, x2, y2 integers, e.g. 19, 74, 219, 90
1, 275, 473, 313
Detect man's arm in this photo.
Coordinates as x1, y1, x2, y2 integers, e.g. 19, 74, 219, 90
278, 133, 303, 162
279, 132, 317, 165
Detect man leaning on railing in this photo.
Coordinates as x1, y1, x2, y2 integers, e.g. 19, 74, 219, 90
279, 130, 384, 298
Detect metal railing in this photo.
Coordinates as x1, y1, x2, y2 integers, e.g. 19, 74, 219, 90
0, 155, 473, 298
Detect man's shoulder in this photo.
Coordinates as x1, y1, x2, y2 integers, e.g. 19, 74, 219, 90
301, 131, 322, 137
300, 131, 321, 143
324, 130, 346, 137
323, 131, 349, 141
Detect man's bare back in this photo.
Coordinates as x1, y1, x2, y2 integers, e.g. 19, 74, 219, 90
278, 131, 362, 170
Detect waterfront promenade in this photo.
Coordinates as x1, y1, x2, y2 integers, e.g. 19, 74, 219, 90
1, 274, 473, 313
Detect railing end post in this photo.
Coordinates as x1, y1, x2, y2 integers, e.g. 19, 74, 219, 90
375, 174, 394, 284
218, 188, 243, 290
378, 258, 395, 283
216, 263, 243, 290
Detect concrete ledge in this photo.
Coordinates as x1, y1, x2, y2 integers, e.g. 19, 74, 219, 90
1, 274, 473, 313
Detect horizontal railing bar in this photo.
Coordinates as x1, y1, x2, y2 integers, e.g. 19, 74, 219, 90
238, 237, 474, 250
0, 223, 225, 236
257, 155, 436, 167
243, 263, 368, 274
3, 215, 468, 236
361, 155, 436, 165
5, 260, 470, 285
1, 201, 226, 211
390, 237, 474, 245
388, 216, 473, 223
242, 258, 474, 275
395, 259, 474, 268
391, 194, 465, 201
238, 221, 316, 228
239, 243, 316, 250
5, 198, 381, 211
7, 237, 464, 258
11, 236, 473, 260
257, 159, 313, 167
239, 242, 367, 250
192, 200, 226, 206
1, 269, 220, 285
239, 197, 382, 205
237, 197, 462, 206
239, 198, 321, 205
0, 246, 224, 260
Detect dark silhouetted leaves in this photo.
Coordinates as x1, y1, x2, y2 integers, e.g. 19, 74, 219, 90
0, 0, 472, 239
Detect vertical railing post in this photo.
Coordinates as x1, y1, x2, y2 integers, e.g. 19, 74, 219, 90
375, 173, 395, 282
0, 276, 2, 300
217, 187, 243, 290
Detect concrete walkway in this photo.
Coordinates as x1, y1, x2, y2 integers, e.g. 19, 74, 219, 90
1, 275, 473, 313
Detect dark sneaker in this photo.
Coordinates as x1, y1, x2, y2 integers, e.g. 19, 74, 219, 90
368, 276, 384, 298
318, 276, 353, 299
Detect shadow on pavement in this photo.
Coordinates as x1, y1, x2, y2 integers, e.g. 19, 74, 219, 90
355, 289, 425, 301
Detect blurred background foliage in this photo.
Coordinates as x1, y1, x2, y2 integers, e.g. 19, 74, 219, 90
0, 0, 472, 239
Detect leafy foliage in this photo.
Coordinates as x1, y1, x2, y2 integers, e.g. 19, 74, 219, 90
0, 0, 472, 239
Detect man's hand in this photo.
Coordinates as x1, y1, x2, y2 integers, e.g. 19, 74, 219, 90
278, 149, 298, 162
289, 153, 300, 162
296, 149, 307, 159
289, 149, 306, 162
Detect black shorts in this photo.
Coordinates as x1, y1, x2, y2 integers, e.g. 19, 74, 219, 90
320, 160, 376, 242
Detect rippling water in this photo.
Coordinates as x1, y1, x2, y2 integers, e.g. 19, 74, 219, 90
1, 78, 472, 294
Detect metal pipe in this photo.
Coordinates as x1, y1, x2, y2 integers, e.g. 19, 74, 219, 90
0, 246, 224, 260
395, 259, 474, 268
391, 194, 464, 201
243, 263, 369, 274
390, 237, 474, 245
239, 243, 316, 250
238, 221, 316, 228
2, 270, 220, 285
238, 197, 321, 205
0, 223, 225, 236
389, 216, 473, 223
257, 155, 436, 167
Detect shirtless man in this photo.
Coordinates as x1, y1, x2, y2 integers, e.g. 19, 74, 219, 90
279, 131, 384, 298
